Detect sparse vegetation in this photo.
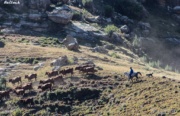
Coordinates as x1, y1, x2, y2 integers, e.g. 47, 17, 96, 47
148, 60, 161, 68
104, 5, 114, 17
132, 35, 141, 47
82, 0, 93, 8
103, 0, 144, 19
104, 25, 119, 35
109, 52, 120, 58
165, 65, 173, 71
12, 109, 23, 116
39, 37, 60, 47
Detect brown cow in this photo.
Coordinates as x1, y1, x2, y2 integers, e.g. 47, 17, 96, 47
14, 89, 25, 96
81, 67, 97, 74
14, 85, 22, 90
21, 83, 33, 91
53, 75, 63, 80
18, 97, 34, 107
0, 89, 12, 100
60, 68, 73, 76
25, 74, 37, 81
38, 83, 52, 91
75, 64, 95, 72
45, 71, 58, 78
39, 78, 54, 85
9, 76, 22, 85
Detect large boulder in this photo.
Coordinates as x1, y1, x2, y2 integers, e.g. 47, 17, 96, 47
47, 5, 73, 24
50, 55, 68, 67
91, 46, 108, 54
110, 32, 123, 43
0, 41, 5, 48
138, 22, 151, 30
61, 35, 79, 50
173, 6, 180, 14
12, 0, 51, 12
120, 25, 130, 34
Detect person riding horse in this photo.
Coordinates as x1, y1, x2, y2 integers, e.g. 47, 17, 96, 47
129, 67, 134, 80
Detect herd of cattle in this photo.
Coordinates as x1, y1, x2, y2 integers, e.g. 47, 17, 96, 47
0, 63, 98, 105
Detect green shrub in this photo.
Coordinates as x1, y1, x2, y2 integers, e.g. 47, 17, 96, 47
13, 18, 20, 24
82, 0, 93, 8
0, 77, 7, 88
104, 25, 119, 35
12, 109, 22, 116
72, 11, 82, 20
104, 5, 114, 17
103, 0, 144, 20
165, 65, 173, 71
39, 37, 60, 47
132, 35, 141, 47
140, 56, 148, 62
110, 52, 120, 58
148, 60, 161, 68
175, 69, 179, 73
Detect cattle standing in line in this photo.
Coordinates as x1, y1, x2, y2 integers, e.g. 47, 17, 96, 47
9, 77, 22, 85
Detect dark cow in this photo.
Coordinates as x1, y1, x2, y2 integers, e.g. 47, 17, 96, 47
9, 76, 22, 85
38, 83, 52, 91
60, 68, 73, 76
53, 75, 63, 80
39, 78, 54, 85
14, 89, 25, 96
0, 89, 12, 100
45, 71, 58, 77
81, 67, 97, 74
25, 74, 37, 81
75, 64, 95, 72
18, 97, 34, 107
15, 85, 22, 90
21, 83, 33, 91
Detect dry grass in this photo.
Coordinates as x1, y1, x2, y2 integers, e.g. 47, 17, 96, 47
0, 36, 180, 115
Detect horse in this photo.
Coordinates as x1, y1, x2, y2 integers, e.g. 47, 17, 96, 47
124, 72, 142, 82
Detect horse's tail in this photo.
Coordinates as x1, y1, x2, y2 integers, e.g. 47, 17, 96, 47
137, 72, 142, 76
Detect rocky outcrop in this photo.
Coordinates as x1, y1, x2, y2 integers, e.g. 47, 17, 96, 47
91, 46, 108, 54
173, 6, 180, 14
120, 25, 130, 34
61, 35, 79, 50
50, 55, 68, 67
11, 0, 51, 12
47, 5, 73, 24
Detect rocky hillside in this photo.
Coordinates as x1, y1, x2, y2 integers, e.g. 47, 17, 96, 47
0, 0, 180, 115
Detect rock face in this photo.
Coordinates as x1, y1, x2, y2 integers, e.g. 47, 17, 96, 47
0, 41, 5, 48
12, 0, 51, 12
173, 6, 180, 13
91, 46, 108, 54
120, 25, 129, 34
47, 5, 73, 24
61, 35, 79, 50
51, 55, 68, 67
